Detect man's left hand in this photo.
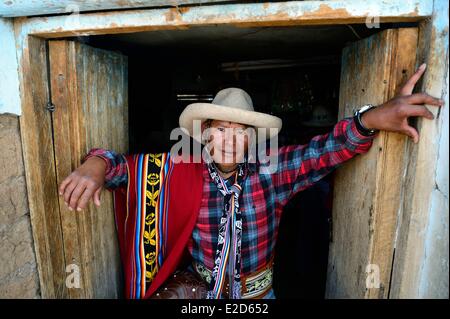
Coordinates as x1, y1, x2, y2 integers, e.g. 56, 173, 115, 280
361, 63, 444, 143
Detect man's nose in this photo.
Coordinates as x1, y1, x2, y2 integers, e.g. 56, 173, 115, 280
224, 130, 236, 149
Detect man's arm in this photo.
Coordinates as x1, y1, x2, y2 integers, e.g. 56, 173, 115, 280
274, 63, 443, 206
274, 117, 374, 206
58, 148, 127, 211
83, 148, 128, 189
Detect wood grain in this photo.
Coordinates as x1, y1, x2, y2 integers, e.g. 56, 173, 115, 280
48, 40, 128, 298
326, 28, 418, 299
18, 36, 68, 298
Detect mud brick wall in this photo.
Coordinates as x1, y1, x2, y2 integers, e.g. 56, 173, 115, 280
0, 114, 40, 298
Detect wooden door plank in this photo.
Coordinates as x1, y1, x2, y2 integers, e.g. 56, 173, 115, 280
18, 36, 68, 298
49, 41, 87, 298
78, 42, 127, 298
326, 28, 418, 299
367, 28, 419, 299
49, 40, 128, 298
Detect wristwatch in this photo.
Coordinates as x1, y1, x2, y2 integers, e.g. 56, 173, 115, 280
353, 104, 378, 136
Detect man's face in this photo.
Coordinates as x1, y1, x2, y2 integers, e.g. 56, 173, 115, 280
203, 120, 252, 168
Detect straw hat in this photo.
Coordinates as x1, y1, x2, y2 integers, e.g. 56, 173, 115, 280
179, 88, 282, 144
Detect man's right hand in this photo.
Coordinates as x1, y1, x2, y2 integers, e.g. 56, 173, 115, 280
58, 156, 107, 211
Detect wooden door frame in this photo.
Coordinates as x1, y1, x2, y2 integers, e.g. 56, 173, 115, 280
13, 0, 447, 298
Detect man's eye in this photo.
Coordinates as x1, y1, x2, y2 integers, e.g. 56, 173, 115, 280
217, 127, 225, 132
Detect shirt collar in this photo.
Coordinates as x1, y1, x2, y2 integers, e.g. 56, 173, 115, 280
202, 154, 259, 181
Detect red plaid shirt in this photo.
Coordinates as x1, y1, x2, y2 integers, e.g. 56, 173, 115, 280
85, 117, 375, 277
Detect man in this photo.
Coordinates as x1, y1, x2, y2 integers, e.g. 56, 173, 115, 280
59, 64, 443, 299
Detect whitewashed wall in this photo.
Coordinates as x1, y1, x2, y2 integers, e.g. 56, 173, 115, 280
0, 0, 233, 17
0, 18, 21, 116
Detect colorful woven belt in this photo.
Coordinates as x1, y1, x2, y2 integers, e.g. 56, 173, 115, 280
193, 261, 273, 299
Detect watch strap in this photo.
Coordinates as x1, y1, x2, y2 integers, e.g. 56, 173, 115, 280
353, 104, 378, 136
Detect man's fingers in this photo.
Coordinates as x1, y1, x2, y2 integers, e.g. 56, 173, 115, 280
403, 105, 435, 120
68, 183, 87, 211
406, 93, 444, 106
93, 188, 102, 207
59, 176, 72, 196
399, 63, 426, 96
404, 125, 419, 144
63, 179, 78, 206
76, 186, 97, 211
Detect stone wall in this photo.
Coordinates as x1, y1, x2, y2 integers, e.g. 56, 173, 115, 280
0, 114, 40, 298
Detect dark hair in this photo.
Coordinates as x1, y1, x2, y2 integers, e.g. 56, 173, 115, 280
203, 119, 253, 129
203, 119, 213, 128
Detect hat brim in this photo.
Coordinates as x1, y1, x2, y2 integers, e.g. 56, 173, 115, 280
179, 103, 283, 144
